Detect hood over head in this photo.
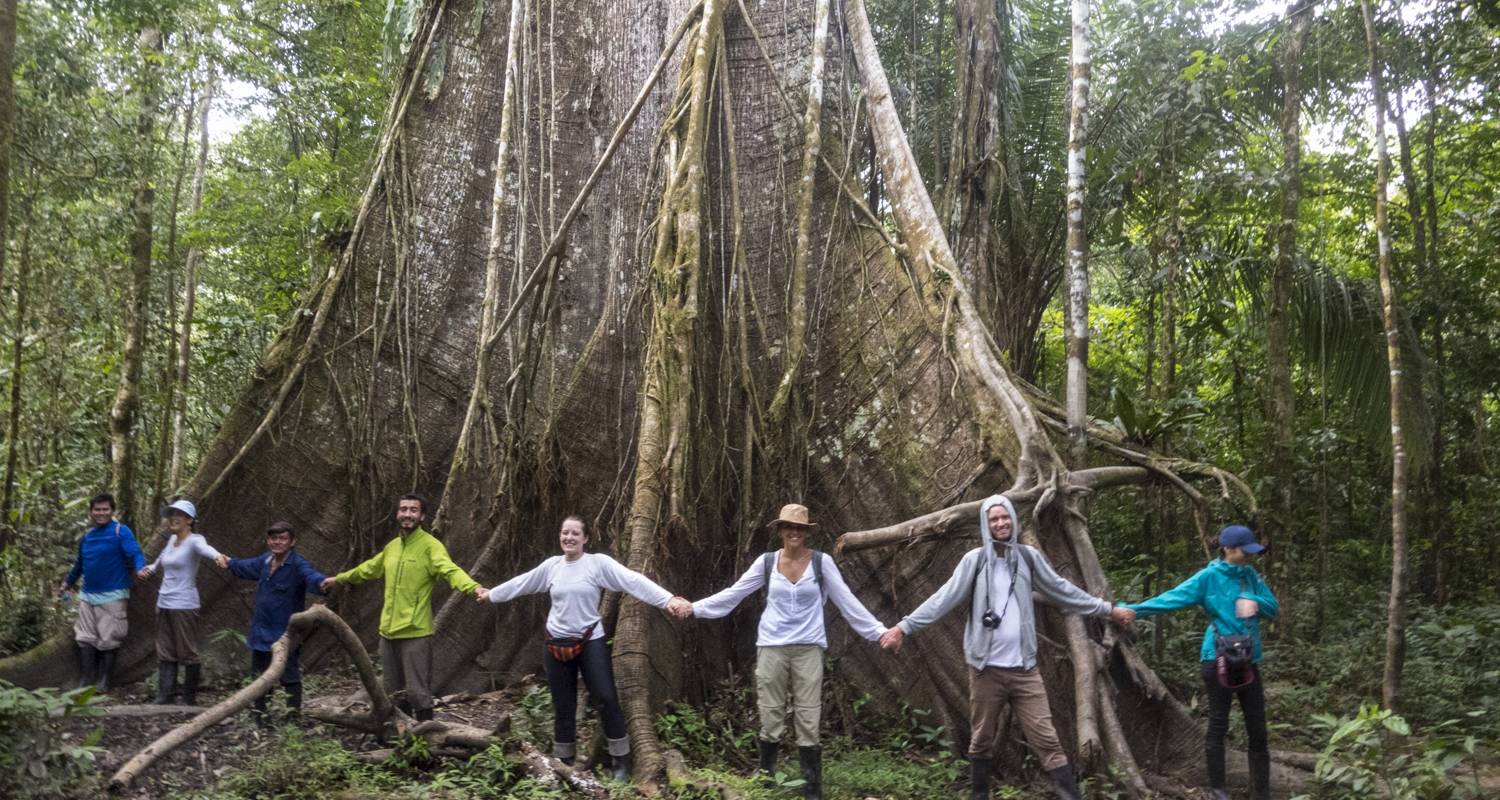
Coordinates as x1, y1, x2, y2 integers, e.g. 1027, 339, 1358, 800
979, 495, 1019, 562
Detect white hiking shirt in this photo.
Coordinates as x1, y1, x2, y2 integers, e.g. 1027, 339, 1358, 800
487, 552, 673, 639
983, 557, 1025, 667
147, 533, 223, 611
692, 551, 887, 648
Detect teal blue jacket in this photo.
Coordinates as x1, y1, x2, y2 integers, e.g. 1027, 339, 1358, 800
1124, 559, 1279, 663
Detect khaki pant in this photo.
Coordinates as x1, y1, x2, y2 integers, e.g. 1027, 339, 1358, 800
74, 599, 128, 650
755, 644, 823, 747
380, 636, 433, 713
155, 609, 202, 664
968, 665, 1068, 770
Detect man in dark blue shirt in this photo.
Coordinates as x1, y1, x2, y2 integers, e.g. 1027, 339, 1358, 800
222, 520, 327, 718
59, 492, 146, 691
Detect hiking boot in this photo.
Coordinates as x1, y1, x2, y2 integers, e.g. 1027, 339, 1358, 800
95, 648, 116, 692
1206, 789, 1230, 800
969, 756, 991, 800
76, 644, 99, 690
1047, 763, 1082, 800
155, 662, 178, 704
798, 746, 822, 800
757, 738, 779, 777
1249, 751, 1271, 800
611, 752, 631, 782
182, 663, 202, 705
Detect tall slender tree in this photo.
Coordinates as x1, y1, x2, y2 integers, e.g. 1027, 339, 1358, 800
1359, 0, 1409, 710
1064, 0, 1091, 466
169, 87, 212, 491
109, 26, 163, 528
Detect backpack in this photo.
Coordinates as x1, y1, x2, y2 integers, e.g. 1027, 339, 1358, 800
761, 550, 828, 604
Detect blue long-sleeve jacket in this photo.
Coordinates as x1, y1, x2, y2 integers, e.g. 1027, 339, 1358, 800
65, 521, 146, 598
1125, 558, 1280, 663
227, 550, 327, 651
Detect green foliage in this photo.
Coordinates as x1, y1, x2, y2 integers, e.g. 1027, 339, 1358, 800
1292, 705, 1484, 800
184, 727, 401, 800
0, 681, 104, 800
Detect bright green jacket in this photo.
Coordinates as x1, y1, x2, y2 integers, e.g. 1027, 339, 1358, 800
335, 527, 479, 640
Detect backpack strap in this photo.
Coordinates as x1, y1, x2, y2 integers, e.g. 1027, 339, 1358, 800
762, 550, 830, 604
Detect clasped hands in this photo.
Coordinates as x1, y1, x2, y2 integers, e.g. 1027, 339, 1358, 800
876, 606, 1136, 655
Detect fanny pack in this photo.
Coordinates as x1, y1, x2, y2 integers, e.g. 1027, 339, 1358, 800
545, 623, 597, 663
1211, 623, 1256, 689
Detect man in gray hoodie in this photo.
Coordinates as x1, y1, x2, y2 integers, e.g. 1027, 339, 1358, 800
880, 494, 1133, 800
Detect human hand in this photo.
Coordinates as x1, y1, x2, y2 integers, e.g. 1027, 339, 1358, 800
215, 554, 230, 569
1110, 606, 1136, 626
879, 626, 904, 653
58, 583, 73, 599
666, 597, 693, 619
475, 586, 490, 602
137, 566, 154, 580
320, 577, 337, 592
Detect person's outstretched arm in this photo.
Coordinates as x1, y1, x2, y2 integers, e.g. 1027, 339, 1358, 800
819, 555, 887, 641
486, 558, 559, 604
690, 558, 765, 620
297, 557, 330, 596
332, 546, 388, 586
1125, 567, 1208, 619
897, 550, 981, 636
428, 540, 481, 595
1023, 547, 1113, 617
595, 555, 674, 608
120, 525, 147, 573
226, 555, 264, 582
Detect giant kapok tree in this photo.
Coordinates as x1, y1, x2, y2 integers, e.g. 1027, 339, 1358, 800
1, 0, 1315, 793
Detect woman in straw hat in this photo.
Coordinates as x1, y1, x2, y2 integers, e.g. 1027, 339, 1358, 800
682, 503, 889, 800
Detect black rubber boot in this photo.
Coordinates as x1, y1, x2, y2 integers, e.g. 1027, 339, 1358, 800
969, 757, 991, 800
94, 648, 116, 692
611, 753, 631, 782
798, 746, 822, 800
284, 683, 303, 716
182, 663, 201, 706
1047, 763, 1082, 800
757, 738, 779, 777
1206, 790, 1230, 800
414, 707, 434, 722
76, 644, 99, 690
1206, 745, 1228, 799
1249, 750, 1272, 800
155, 662, 178, 704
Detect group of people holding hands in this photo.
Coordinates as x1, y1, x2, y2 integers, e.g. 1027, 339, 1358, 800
62, 489, 1277, 800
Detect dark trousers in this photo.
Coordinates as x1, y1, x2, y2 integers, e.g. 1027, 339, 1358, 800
544, 637, 627, 748
1200, 660, 1268, 789
250, 647, 303, 685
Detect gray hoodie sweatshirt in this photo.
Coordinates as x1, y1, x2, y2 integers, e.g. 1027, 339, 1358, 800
895, 494, 1112, 670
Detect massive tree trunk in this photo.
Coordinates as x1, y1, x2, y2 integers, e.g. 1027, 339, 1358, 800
1359, 0, 1409, 711
109, 26, 163, 529
2, 0, 1288, 790
1263, 0, 1313, 637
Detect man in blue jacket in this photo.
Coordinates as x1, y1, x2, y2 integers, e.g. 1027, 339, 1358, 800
220, 520, 327, 719
59, 492, 146, 692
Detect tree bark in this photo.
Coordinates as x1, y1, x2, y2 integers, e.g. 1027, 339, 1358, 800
1263, 0, 1313, 637
0, 0, 18, 545
1359, 0, 1409, 711
169, 87, 213, 491
1063, 0, 1091, 467
109, 27, 164, 528
1, 204, 27, 539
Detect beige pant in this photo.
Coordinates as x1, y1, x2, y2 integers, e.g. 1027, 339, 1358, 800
755, 644, 824, 747
968, 665, 1068, 770
155, 609, 202, 664
74, 599, 129, 650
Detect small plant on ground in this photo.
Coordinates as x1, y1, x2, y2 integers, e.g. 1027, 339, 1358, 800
0, 681, 104, 800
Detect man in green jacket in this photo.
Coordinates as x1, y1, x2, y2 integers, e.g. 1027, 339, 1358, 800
322, 494, 487, 721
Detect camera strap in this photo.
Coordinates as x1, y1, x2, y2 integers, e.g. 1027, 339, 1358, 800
972, 553, 1017, 628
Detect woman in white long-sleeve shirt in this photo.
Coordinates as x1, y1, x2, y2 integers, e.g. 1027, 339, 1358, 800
137, 499, 224, 705
483, 515, 691, 781
687, 504, 887, 800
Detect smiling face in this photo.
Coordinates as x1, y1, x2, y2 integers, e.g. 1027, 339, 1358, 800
166, 510, 193, 535
266, 531, 294, 556
89, 501, 114, 528
987, 504, 1013, 548
778, 523, 810, 551
558, 518, 587, 558
396, 499, 424, 532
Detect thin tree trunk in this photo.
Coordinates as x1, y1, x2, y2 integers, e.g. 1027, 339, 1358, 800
1421, 52, 1446, 606
0, 0, 17, 549
1264, 0, 1313, 637
1359, 0, 1409, 711
109, 26, 163, 528
169, 87, 213, 490
1063, 0, 1091, 466
1, 205, 28, 538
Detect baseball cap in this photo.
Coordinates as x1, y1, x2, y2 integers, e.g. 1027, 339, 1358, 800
1219, 525, 1265, 553
163, 499, 198, 519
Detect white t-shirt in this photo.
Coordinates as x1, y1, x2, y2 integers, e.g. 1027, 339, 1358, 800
148, 533, 223, 611
983, 558, 1025, 668
692, 551, 887, 648
487, 552, 673, 639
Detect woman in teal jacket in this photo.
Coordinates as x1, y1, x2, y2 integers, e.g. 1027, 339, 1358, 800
1124, 525, 1279, 800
